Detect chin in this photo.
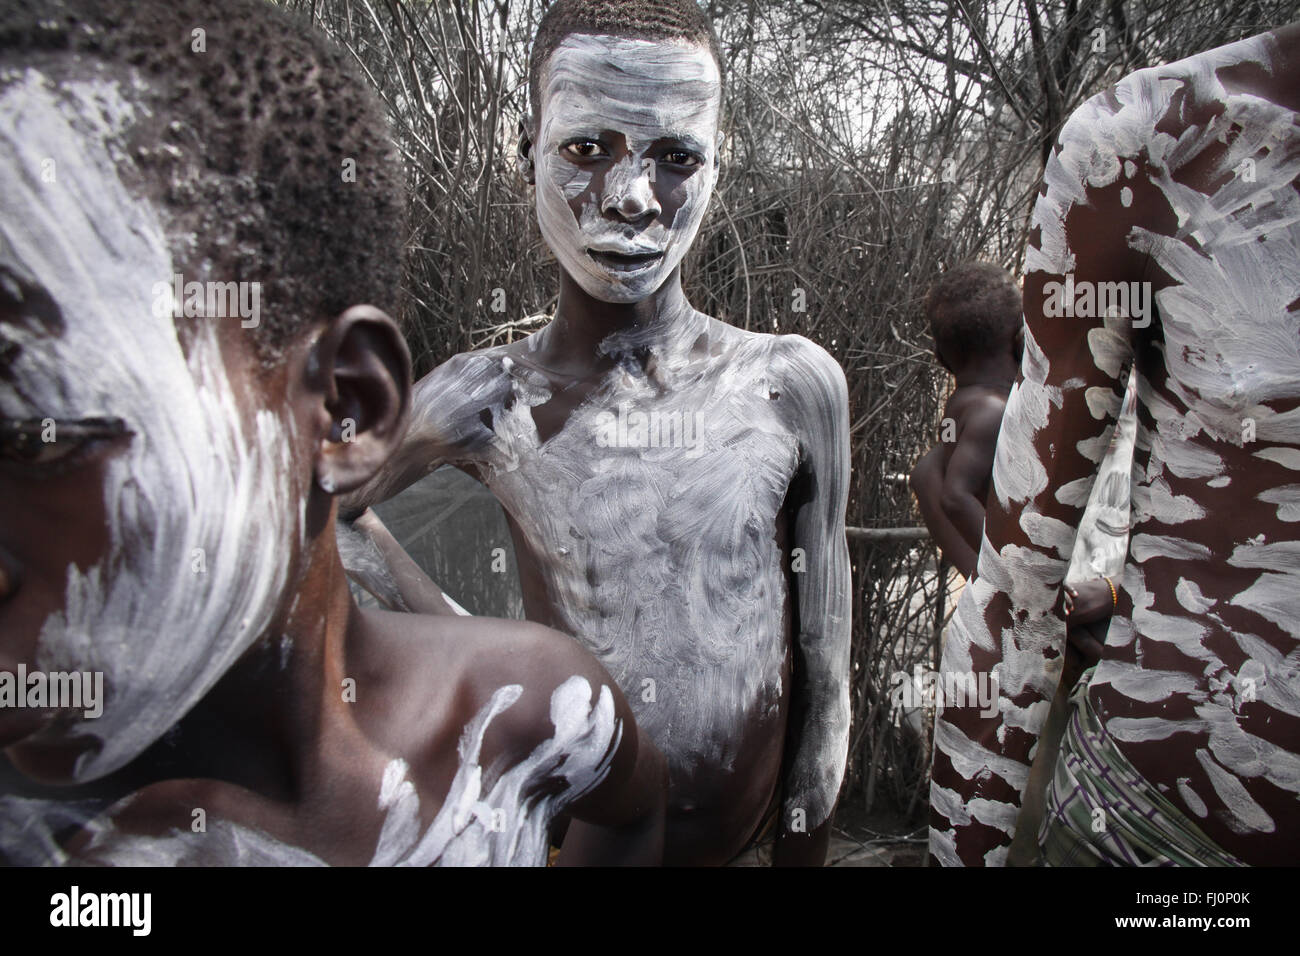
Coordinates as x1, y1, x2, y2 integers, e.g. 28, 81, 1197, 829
591, 286, 653, 305
577, 270, 672, 306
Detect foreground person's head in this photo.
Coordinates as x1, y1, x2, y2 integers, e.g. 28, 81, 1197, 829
0, 0, 409, 783
926, 262, 1024, 375
519, 0, 724, 305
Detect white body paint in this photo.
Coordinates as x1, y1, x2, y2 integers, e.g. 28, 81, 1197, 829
1, 59, 621, 869
2, 677, 618, 866
340, 33, 852, 844
933, 31, 1300, 863
534, 35, 720, 304
0, 69, 299, 781
1064, 368, 1138, 588
358, 310, 852, 834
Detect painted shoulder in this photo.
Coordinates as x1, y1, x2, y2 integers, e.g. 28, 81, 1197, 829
1061, 27, 1288, 162
767, 332, 850, 429
698, 322, 847, 404
424, 618, 627, 843
1034, 28, 1294, 279
357, 613, 626, 865
423, 614, 624, 770
369, 663, 621, 866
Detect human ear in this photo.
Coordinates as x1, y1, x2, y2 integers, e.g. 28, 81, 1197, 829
308, 305, 411, 496
517, 115, 537, 185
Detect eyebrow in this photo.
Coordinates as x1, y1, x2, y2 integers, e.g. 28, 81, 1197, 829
553, 128, 711, 156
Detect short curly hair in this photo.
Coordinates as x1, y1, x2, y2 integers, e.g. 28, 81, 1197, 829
528, 0, 723, 116
926, 262, 1022, 367
0, 0, 405, 362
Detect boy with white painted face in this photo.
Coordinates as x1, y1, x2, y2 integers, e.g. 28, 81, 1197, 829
0, 0, 666, 866
931, 24, 1300, 866
344, 0, 852, 866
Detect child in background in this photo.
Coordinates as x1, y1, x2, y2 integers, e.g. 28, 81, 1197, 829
910, 262, 1022, 581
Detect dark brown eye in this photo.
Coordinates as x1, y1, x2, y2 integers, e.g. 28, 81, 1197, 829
662, 151, 700, 167
562, 140, 607, 160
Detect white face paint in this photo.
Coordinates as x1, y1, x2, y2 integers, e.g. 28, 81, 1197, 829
0, 69, 300, 781
533, 35, 721, 304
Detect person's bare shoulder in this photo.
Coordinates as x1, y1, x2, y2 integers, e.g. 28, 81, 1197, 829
944, 386, 1008, 430
351, 610, 632, 790
937, 389, 1006, 463
766, 333, 849, 436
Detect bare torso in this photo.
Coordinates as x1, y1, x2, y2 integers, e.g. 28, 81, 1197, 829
398, 312, 831, 863
1083, 33, 1300, 864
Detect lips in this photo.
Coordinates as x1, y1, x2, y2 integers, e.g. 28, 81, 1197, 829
587, 248, 664, 273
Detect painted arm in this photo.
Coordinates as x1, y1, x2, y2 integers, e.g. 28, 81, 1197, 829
911, 445, 978, 579
341, 508, 464, 615
772, 337, 852, 867
928, 90, 1143, 865
555, 714, 667, 867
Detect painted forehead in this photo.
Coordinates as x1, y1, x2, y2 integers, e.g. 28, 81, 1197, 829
0, 69, 178, 405
539, 34, 721, 147
0, 66, 150, 298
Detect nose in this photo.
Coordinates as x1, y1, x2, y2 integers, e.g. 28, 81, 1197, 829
601, 156, 661, 222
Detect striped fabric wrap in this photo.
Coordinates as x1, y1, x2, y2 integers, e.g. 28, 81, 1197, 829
1041, 675, 1243, 868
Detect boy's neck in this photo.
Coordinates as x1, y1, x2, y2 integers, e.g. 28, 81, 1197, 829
952, 356, 1019, 392
116, 521, 359, 802
541, 268, 706, 377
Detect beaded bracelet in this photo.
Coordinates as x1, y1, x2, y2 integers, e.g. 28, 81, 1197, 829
1102, 575, 1118, 607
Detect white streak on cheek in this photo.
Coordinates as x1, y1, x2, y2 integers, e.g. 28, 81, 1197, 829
0, 71, 298, 781
551, 162, 591, 202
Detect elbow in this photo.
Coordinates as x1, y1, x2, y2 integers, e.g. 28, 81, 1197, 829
939, 488, 967, 522
909, 448, 936, 490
